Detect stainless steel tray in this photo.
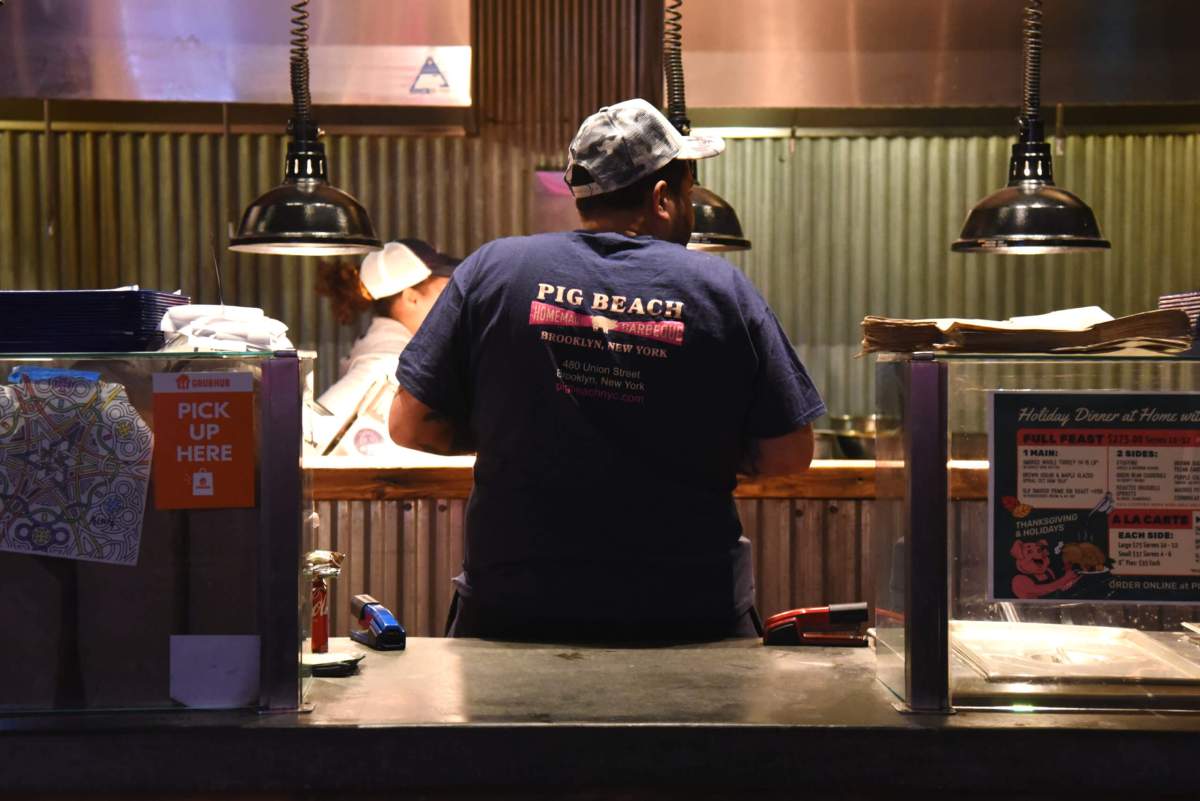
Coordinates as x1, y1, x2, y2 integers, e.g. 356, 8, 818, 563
950, 620, 1200, 684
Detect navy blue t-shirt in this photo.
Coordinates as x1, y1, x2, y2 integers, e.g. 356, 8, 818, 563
397, 231, 825, 626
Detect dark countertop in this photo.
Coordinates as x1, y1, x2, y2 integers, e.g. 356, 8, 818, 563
3, 637, 1198, 799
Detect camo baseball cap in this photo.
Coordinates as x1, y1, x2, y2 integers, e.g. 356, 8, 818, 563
563, 98, 725, 198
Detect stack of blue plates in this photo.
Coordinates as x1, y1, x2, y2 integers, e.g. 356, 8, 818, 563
0, 289, 191, 353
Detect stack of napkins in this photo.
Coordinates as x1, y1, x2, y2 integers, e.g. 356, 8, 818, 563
861, 307, 1192, 355
160, 305, 294, 352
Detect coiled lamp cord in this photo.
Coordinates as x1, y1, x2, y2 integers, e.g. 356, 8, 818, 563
664, 0, 690, 134
1022, 0, 1043, 123
1018, 0, 1045, 142
290, 0, 314, 131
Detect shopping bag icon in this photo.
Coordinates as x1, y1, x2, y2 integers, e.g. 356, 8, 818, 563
192, 469, 214, 497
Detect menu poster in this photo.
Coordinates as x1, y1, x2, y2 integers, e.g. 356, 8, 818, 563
990, 391, 1200, 604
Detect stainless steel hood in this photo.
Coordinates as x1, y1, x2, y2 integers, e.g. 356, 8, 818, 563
681, 0, 1200, 108
0, 0, 471, 106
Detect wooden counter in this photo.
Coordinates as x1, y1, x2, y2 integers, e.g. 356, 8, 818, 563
309, 458, 990, 500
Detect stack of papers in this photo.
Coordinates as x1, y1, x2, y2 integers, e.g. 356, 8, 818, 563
1158, 290, 1200, 331
861, 307, 1192, 355
0, 288, 190, 352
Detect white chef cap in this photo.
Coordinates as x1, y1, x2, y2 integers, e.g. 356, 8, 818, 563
358, 241, 433, 300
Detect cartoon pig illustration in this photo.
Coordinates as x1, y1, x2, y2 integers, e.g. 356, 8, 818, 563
1010, 539, 1079, 600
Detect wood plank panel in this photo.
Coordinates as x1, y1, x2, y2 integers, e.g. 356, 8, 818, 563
315, 502, 333, 552
380, 501, 402, 631
368, 501, 387, 619
331, 502, 350, 637
309, 462, 991, 501
401, 500, 419, 637
823, 501, 860, 605
791, 500, 826, 609
343, 502, 367, 635
415, 500, 436, 636
858, 500, 876, 617
756, 499, 793, 617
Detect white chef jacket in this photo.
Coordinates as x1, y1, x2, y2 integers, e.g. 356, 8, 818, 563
316, 316, 414, 420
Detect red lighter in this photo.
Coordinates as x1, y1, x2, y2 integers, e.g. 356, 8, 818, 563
763, 602, 869, 646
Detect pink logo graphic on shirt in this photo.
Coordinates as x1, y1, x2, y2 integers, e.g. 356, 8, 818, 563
528, 301, 684, 346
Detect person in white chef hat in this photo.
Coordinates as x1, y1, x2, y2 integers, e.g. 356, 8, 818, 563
315, 239, 460, 421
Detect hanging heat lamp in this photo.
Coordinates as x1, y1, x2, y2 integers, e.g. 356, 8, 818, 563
230, 1, 381, 256
664, 0, 751, 252
952, 0, 1109, 254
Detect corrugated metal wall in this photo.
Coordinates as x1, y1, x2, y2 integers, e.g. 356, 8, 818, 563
0, 128, 554, 392
475, 0, 660, 148
2, 129, 1200, 408
707, 133, 1200, 417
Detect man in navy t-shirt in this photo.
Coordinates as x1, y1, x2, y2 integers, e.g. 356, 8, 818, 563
391, 98, 825, 641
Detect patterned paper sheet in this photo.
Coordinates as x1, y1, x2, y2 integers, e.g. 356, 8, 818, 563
0, 372, 153, 566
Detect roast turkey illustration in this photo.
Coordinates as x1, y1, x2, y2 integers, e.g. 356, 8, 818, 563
1060, 541, 1107, 572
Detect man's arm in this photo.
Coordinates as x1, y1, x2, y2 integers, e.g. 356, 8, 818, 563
740, 424, 815, 478
388, 388, 473, 455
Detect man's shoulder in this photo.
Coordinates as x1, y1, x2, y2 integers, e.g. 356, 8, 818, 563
671, 245, 742, 275
648, 242, 753, 291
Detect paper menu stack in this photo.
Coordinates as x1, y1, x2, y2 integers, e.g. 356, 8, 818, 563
860, 306, 1192, 355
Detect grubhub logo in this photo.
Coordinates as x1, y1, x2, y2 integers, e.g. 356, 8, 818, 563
176, 374, 191, 390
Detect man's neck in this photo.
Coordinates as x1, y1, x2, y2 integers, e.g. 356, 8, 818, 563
578, 213, 655, 240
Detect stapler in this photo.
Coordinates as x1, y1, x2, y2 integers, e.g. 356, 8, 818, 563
349, 594, 407, 650
763, 601, 869, 647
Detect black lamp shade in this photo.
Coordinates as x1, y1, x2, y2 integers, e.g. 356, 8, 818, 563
229, 2, 381, 259
230, 179, 381, 256
952, 182, 1110, 255
688, 185, 751, 252
953, 1, 1109, 256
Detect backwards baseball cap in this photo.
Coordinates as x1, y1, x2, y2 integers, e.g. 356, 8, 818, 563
564, 98, 725, 198
359, 239, 460, 300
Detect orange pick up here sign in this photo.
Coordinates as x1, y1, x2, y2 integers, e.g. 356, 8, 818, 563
152, 372, 255, 509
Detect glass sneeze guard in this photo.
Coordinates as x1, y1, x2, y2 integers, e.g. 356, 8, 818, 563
0, 351, 308, 714
875, 352, 1200, 712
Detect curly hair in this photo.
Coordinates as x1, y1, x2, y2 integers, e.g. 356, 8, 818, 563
315, 260, 374, 325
